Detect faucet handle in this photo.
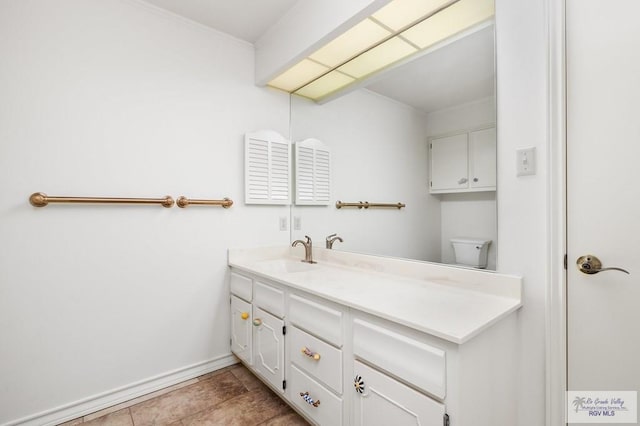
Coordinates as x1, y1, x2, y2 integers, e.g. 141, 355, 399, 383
304, 235, 312, 244
325, 233, 343, 249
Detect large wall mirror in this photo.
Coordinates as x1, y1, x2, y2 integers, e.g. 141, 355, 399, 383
290, 23, 497, 270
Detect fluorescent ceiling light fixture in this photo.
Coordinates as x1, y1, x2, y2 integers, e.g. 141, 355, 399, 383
295, 71, 355, 100
401, 0, 495, 49
310, 19, 391, 68
372, 0, 455, 31
267, 0, 494, 101
338, 37, 417, 79
268, 59, 329, 92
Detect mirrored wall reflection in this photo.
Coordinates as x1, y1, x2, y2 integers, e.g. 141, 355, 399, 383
290, 24, 497, 270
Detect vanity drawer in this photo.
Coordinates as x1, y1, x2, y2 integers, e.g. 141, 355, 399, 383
289, 326, 343, 394
230, 272, 252, 302
289, 294, 343, 347
290, 364, 342, 426
254, 280, 285, 318
353, 319, 446, 399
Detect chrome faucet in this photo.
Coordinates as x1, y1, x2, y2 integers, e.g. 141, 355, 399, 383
292, 235, 316, 264
325, 233, 343, 249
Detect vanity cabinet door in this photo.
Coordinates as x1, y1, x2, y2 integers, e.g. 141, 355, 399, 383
469, 127, 496, 189
352, 361, 445, 426
230, 295, 252, 365
430, 133, 469, 192
253, 306, 285, 393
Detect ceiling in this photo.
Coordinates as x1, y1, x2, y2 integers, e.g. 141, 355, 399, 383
142, 0, 299, 43
364, 25, 495, 114
141, 1, 495, 114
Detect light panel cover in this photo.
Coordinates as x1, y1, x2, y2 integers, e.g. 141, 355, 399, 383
310, 19, 391, 68
294, 70, 355, 99
372, 0, 454, 31
338, 36, 417, 79
268, 59, 329, 92
401, 0, 494, 49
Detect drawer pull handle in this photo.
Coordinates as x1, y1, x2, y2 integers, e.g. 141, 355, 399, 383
300, 391, 320, 407
354, 375, 365, 394
240, 312, 249, 320
301, 347, 321, 361
252, 318, 262, 327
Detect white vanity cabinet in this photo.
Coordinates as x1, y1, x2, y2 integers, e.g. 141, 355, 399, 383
429, 125, 496, 193
349, 310, 518, 426
230, 273, 286, 393
228, 249, 521, 426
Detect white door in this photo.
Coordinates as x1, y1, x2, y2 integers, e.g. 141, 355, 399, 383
567, 0, 640, 418
430, 133, 468, 192
230, 295, 252, 365
253, 306, 285, 392
352, 361, 444, 426
469, 127, 496, 189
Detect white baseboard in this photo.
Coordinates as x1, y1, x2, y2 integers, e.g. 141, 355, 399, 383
3, 354, 238, 426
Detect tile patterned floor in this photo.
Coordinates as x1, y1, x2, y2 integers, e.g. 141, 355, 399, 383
58, 364, 309, 426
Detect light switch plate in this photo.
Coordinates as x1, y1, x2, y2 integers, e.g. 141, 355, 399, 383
293, 216, 302, 231
516, 147, 536, 176
279, 216, 288, 231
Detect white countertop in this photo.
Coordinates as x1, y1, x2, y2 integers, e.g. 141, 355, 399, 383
228, 246, 522, 344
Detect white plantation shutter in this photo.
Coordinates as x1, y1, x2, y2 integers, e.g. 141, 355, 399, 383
314, 148, 330, 203
245, 130, 291, 204
294, 138, 331, 205
270, 141, 290, 201
296, 146, 314, 202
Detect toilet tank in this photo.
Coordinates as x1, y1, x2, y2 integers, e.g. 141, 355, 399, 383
450, 238, 491, 268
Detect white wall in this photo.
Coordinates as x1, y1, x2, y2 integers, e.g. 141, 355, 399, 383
495, 0, 549, 425
290, 91, 441, 261
0, 1, 289, 424
424, 96, 496, 136
440, 193, 497, 269
425, 97, 497, 269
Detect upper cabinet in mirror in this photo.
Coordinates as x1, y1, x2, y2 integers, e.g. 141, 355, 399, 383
290, 21, 496, 270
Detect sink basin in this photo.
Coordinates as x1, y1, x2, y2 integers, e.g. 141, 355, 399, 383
256, 259, 322, 274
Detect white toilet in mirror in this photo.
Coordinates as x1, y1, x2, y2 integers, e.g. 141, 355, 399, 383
450, 237, 491, 269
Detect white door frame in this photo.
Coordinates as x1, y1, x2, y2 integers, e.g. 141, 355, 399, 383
546, 0, 568, 425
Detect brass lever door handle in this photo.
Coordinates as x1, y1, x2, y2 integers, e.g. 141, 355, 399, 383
576, 255, 630, 275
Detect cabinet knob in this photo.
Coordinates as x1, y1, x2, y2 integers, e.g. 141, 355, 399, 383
252, 318, 262, 327
354, 375, 365, 394
301, 347, 321, 360
458, 177, 468, 184
240, 312, 249, 320
473, 177, 479, 182
300, 391, 320, 407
